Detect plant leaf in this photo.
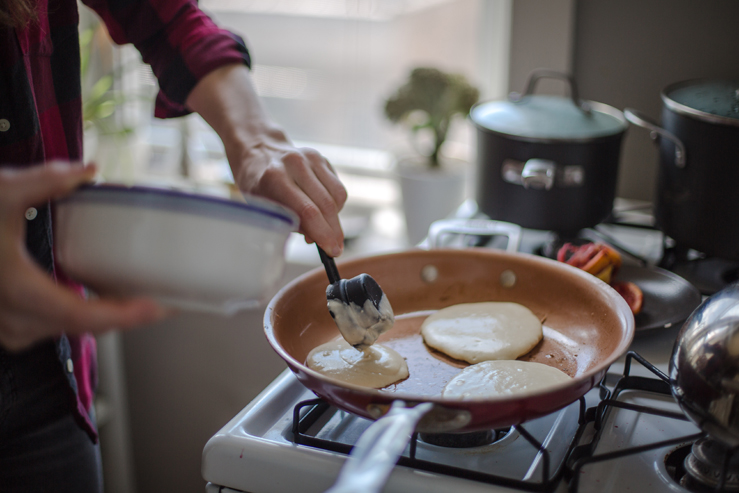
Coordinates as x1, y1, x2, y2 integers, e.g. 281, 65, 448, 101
95, 99, 117, 120
89, 75, 113, 102
79, 28, 94, 77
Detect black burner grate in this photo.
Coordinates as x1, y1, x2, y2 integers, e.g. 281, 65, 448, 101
568, 352, 705, 492
288, 352, 730, 492
291, 395, 590, 492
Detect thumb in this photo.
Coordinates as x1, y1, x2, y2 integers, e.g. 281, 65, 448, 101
1, 162, 97, 210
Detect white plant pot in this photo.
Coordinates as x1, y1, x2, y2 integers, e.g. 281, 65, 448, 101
396, 157, 468, 245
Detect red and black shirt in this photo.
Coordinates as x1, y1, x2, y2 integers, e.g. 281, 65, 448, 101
0, 0, 250, 442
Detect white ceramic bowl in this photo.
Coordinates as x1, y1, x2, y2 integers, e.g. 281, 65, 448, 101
54, 184, 299, 314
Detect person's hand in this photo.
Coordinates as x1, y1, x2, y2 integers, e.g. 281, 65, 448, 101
229, 127, 347, 256
186, 64, 348, 257
0, 162, 167, 352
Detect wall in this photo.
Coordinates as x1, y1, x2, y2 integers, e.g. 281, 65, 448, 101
572, 0, 739, 201
508, 0, 575, 94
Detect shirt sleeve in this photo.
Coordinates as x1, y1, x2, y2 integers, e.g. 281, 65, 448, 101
81, 0, 251, 118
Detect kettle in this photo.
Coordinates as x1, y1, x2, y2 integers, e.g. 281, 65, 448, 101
670, 282, 739, 446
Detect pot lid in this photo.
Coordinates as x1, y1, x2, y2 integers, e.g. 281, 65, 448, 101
470, 95, 627, 141
663, 80, 739, 126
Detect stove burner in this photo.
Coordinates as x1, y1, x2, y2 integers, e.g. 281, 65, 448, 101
418, 428, 510, 448
663, 441, 736, 493
682, 437, 739, 491
664, 443, 692, 488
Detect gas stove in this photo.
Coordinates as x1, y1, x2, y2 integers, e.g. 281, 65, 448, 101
202, 203, 727, 493
201, 328, 706, 493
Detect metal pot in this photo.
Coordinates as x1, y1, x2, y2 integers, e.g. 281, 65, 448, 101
470, 70, 628, 235
670, 282, 739, 446
624, 79, 739, 260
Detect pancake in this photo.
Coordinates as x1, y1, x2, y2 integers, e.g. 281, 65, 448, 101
421, 302, 542, 364
442, 360, 571, 400
306, 337, 409, 388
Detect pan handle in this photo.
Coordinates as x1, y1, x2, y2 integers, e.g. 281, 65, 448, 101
325, 401, 433, 493
426, 218, 522, 252
624, 108, 687, 168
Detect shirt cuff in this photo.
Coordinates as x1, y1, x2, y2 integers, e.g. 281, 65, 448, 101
154, 31, 251, 119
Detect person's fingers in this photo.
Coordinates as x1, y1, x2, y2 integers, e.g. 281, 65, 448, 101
0, 162, 95, 210
278, 179, 342, 256
63, 297, 170, 336
282, 152, 345, 256
33, 265, 165, 334
0, 298, 168, 352
255, 161, 343, 256
302, 153, 348, 248
298, 148, 348, 210
0, 284, 161, 352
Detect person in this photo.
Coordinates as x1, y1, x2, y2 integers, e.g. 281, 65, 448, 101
0, 0, 347, 490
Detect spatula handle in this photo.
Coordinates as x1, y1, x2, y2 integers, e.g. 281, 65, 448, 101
317, 245, 341, 285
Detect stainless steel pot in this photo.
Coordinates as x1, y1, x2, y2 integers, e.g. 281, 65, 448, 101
671, 282, 739, 446
470, 70, 628, 234
625, 79, 739, 260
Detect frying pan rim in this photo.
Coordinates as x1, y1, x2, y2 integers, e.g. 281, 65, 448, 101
264, 248, 635, 405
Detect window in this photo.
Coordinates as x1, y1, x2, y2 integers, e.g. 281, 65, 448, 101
200, 0, 507, 161
85, 0, 512, 246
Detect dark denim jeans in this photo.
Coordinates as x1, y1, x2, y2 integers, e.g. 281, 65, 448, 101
0, 342, 102, 492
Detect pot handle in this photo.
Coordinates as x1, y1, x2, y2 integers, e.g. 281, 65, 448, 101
624, 108, 687, 168
426, 218, 522, 252
325, 401, 433, 493
509, 69, 591, 115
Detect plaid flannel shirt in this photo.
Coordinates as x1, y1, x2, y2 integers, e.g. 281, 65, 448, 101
0, 0, 250, 442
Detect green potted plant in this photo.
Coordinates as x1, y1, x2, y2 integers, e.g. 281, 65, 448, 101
384, 67, 479, 168
80, 17, 154, 182
80, 26, 127, 135
383, 67, 479, 244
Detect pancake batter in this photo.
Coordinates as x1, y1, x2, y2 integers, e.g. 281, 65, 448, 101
306, 337, 409, 388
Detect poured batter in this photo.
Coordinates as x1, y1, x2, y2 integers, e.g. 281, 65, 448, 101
306, 338, 409, 388
421, 302, 542, 364
442, 360, 571, 400
327, 294, 394, 350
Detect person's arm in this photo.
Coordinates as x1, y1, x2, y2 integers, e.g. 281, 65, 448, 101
0, 163, 167, 352
83, 0, 347, 255
82, 0, 347, 254
185, 63, 347, 256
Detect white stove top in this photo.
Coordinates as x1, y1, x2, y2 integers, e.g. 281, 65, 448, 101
202, 320, 699, 493
576, 383, 700, 493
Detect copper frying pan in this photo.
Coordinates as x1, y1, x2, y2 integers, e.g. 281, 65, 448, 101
264, 248, 634, 433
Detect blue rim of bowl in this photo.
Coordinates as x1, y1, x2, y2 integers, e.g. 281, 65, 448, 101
57, 183, 300, 232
